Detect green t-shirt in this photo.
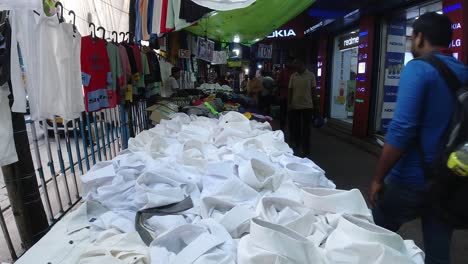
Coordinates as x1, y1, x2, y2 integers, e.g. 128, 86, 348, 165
106, 43, 123, 92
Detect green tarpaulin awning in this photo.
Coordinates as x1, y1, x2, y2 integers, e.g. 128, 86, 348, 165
186, 0, 316, 45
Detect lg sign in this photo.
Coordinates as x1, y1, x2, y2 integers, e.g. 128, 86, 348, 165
267, 29, 297, 38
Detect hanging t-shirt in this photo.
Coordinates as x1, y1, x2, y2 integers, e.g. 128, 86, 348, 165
139, 0, 150, 41
151, 0, 162, 34
81, 36, 112, 112
135, 52, 150, 96
118, 45, 132, 86
37, 16, 84, 119
147, 0, 154, 34
172, 0, 194, 30
9, 9, 41, 114
106, 43, 123, 105
134, 0, 142, 42
124, 44, 138, 75
160, 0, 169, 33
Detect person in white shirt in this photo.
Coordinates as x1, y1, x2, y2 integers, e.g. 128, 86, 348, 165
161, 67, 180, 98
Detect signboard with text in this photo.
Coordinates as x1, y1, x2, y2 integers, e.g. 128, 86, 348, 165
266, 16, 304, 40
380, 17, 406, 133
443, 0, 467, 63
257, 44, 273, 59
339, 32, 360, 50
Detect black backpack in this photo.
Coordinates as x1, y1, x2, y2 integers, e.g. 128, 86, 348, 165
416, 54, 468, 229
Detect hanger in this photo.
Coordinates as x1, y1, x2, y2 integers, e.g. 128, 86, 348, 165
125, 32, 131, 43
97, 26, 105, 40
89, 22, 96, 38
68, 10, 76, 32
112, 31, 118, 43
55, 2, 64, 23
119, 32, 126, 43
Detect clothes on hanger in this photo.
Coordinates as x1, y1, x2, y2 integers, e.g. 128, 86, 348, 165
37, 15, 84, 119
106, 42, 123, 104
81, 36, 112, 112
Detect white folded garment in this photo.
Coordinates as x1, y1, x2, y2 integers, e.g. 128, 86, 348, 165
324, 216, 424, 264
135, 169, 200, 209
77, 229, 150, 264
150, 219, 237, 264
301, 188, 373, 222
200, 176, 259, 238
238, 158, 287, 191
285, 162, 324, 188
238, 218, 325, 264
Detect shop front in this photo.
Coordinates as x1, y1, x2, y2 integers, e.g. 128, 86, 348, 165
315, 0, 468, 138
330, 30, 360, 125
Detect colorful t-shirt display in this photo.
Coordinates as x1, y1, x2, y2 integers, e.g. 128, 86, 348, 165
81, 36, 113, 112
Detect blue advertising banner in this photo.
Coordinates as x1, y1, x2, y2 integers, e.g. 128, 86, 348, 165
381, 18, 406, 133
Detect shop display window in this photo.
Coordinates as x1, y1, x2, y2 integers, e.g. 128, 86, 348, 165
330, 30, 359, 124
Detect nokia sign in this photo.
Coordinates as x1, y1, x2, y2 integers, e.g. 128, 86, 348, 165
267, 29, 297, 38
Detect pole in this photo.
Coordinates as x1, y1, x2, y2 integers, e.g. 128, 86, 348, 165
1, 83, 49, 249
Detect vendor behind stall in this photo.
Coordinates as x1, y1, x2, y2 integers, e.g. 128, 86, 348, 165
161, 67, 181, 98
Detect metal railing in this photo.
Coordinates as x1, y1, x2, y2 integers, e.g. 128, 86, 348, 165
0, 102, 149, 262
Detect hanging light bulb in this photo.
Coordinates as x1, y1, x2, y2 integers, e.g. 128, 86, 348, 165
233, 35, 240, 43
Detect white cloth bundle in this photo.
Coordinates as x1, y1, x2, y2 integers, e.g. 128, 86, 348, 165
301, 188, 373, 222
238, 218, 325, 264
324, 216, 425, 264
150, 219, 237, 264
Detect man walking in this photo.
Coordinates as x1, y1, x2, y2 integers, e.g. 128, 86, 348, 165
369, 12, 468, 264
288, 60, 318, 157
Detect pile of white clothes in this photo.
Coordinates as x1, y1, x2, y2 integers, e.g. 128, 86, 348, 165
17, 112, 424, 264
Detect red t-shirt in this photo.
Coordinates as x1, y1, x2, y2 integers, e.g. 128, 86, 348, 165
81, 36, 115, 111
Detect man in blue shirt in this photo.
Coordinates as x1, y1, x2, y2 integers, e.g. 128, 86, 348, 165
369, 12, 468, 264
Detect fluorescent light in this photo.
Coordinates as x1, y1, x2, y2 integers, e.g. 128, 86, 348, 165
233, 49, 240, 56
211, 12, 218, 17
254, 38, 260, 42
233, 35, 240, 43
257, 65, 262, 69
245, 68, 249, 74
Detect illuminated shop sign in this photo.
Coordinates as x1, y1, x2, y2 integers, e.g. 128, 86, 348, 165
339, 31, 360, 50
267, 29, 297, 38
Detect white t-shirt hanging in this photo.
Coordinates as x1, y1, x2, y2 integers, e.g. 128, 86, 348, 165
9, 9, 42, 114
151, 0, 163, 34
37, 15, 84, 120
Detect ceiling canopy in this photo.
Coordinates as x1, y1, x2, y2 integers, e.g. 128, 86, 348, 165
186, 0, 316, 45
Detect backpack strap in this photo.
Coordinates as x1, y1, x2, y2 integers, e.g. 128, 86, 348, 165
417, 53, 462, 93
414, 54, 462, 179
